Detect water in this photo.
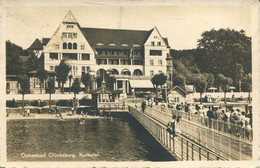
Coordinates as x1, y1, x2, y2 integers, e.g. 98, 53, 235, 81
7, 113, 176, 161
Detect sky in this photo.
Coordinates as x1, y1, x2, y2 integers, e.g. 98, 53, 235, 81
4, 5, 252, 50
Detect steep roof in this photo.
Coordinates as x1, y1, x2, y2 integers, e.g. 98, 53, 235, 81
168, 86, 187, 95
28, 38, 43, 50
80, 27, 153, 50
42, 38, 50, 46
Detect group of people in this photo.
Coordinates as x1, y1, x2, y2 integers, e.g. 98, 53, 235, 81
171, 103, 252, 139
23, 108, 31, 117
49, 106, 63, 119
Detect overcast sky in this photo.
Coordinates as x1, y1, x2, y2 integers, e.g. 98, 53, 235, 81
4, 5, 252, 50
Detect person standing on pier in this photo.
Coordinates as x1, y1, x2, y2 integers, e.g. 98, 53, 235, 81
141, 100, 146, 113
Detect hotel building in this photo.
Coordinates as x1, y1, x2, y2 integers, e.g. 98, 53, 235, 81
28, 11, 173, 96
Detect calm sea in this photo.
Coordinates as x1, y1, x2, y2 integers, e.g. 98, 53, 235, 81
7, 113, 176, 161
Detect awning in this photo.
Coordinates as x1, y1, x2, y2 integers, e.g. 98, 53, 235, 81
129, 80, 154, 89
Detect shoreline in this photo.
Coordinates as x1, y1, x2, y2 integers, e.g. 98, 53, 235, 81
6, 113, 107, 120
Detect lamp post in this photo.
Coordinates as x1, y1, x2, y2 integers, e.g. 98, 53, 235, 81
164, 84, 167, 103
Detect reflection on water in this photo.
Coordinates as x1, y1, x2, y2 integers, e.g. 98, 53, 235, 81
7, 113, 176, 161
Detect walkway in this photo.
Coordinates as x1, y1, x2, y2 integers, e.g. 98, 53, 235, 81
128, 105, 252, 161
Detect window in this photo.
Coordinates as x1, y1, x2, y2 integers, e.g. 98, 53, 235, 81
158, 60, 162, 65
157, 41, 161, 46
62, 33, 67, 38
68, 43, 72, 49
73, 33, 77, 38
68, 33, 72, 38
50, 53, 58, 60
67, 24, 74, 29
150, 50, 162, 56
151, 41, 155, 46
150, 60, 154, 65
81, 44, 85, 50
63, 42, 67, 49
82, 54, 90, 60
159, 70, 162, 74
50, 66, 54, 71
63, 53, 77, 60
72, 66, 78, 76
150, 70, 154, 76
174, 97, 179, 103
154, 36, 157, 38
81, 66, 90, 75
100, 59, 107, 65
55, 43, 59, 49
73, 43, 77, 49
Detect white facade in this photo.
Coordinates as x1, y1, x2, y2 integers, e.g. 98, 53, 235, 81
33, 11, 172, 92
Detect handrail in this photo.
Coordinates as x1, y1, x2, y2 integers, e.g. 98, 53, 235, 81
128, 106, 227, 161
143, 105, 252, 160
151, 105, 253, 141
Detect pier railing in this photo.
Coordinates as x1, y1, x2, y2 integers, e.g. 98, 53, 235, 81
144, 106, 252, 160
152, 105, 253, 141
128, 106, 226, 161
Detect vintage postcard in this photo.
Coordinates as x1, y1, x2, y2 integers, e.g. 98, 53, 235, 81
0, 0, 259, 167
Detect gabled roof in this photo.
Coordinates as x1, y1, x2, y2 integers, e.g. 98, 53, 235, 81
168, 86, 187, 95
63, 10, 78, 23
80, 27, 153, 50
28, 38, 43, 50
163, 38, 169, 48
42, 38, 50, 46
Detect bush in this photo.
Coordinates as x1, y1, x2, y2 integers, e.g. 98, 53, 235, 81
56, 100, 70, 106
6, 100, 18, 107
79, 98, 92, 106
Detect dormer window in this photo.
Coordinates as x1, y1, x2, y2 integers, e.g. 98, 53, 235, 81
121, 44, 128, 47
97, 43, 104, 46
108, 43, 116, 46
151, 41, 155, 46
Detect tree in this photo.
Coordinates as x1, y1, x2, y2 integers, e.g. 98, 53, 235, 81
151, 73, 167, 98
172, 73, 185, 87
81, 73, 91, 93
35, 69, 48, 94
234, 63, 244, 92
96, 73, 116, 90
27, 51, 42, 72
56, 60, 71, 93
68, 75, 73, 93
217, 74, 233, 104
46, 78, 55, 108
192, 74, 207, 104
6, 41, 28, 75
204, 73, 214, 88
196, 28, 251, 82
71, 78, 81, 99
17, 75, 30, 108
242, 73, 252, 103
